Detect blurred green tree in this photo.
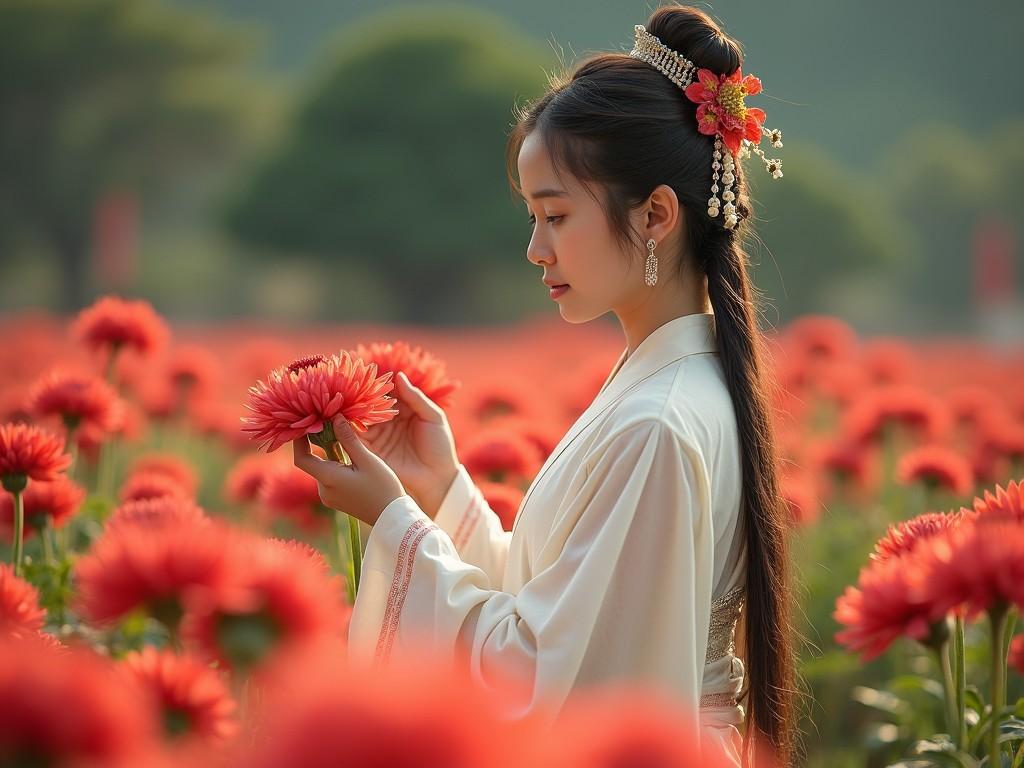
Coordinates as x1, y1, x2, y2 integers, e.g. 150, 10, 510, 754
222, 5, 549, 324
746, 144, 914, 326
0, 0, 258, 311
879, 125, 994, 331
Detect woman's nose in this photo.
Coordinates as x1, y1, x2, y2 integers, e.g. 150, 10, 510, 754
526, 231, 553, 266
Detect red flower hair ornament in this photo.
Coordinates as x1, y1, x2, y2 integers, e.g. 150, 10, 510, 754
629, 24, 784, 230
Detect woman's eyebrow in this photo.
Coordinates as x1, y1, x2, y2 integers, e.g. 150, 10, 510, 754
525, 188, 568, 200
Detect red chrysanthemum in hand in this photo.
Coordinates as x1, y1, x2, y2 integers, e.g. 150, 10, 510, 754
915, 515, 1024, 622
184, 535, 350, 675
72, 295, 169, 357
74, 517, 234, 633
967, 477, 1023, 521
128, 453, 199, 497
477, 481, 523, 532
241, 351, 398, 452
896, 443, 975, 496
105, 496, 207, 533
0, 634, 159, 767
0, 475, 85, 537
350, 340, 460, 410
121, 646, 237, 745
871, 510, 970, 564
119, 470, 192, 504
0, 422, 71, 490
834, 553, 937, 661
27, 368, 123, 435
0, 563, 46, 636
684, 67, 766, 156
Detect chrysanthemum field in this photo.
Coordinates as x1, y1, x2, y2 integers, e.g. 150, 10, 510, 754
1, 297, 1022, 767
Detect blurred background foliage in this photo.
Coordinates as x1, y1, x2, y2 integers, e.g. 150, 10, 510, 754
0, 0, 1020, 334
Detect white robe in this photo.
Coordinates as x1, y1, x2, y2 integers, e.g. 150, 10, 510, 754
349, 311, 747, 763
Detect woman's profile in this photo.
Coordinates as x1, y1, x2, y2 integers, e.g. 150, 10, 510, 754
292, 4, 798, 766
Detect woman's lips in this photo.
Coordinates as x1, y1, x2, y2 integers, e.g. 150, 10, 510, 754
549, 285, 570, 299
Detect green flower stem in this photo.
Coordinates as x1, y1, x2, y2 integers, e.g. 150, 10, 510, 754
954, 615, 967, 751
347, 513, 362, 596
331, 508, 355, 604
41, 514, 56, 566
325, 438, 362, 598
11, 489, 24, 577
936, 639, 959, 747
990, 604, 1009, 768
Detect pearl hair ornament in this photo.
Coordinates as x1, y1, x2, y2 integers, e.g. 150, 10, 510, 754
629, 24, 785, 231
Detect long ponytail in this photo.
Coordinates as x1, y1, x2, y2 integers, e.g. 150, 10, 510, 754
701, 231, 798, 766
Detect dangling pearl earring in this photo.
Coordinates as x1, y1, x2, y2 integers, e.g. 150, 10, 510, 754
645, 238, 658, 286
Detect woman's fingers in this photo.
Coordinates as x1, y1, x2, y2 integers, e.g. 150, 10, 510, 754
395, 372, 444, 424
292, 435, 333, 481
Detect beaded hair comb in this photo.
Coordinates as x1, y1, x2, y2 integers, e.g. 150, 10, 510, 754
629, 24, 784, 230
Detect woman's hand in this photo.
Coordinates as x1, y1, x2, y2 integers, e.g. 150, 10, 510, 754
359, 372, 459, 518
292, 416, 407, 526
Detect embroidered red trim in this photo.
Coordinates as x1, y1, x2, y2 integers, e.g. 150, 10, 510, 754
450, 494, 476, 550
376, 521, 436, 663
455, 491, 481, 549
374, 519, 429, 661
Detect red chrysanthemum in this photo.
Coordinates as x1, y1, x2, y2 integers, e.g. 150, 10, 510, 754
72, 295, 169, 357
128, 453, 199, 497
121, 646, 237, 745
834, 553, 937, 661
27, 368, 122, 434
183, 535, 350, 675
0, 474, 85, 537
462, 427, 543, 484
0, 634, 159, 767
74, 517, 234, 631
351, 340, 460, 410
842, 385, 952, 447
105, 496, 207, 534
0, 563, 46, 636
268, 538, 332, 574
258, 464, 328, 533
967, 477, 1024, 521
809, 437, 878, 497
549, 688, 735, 768
119, 470, 192, 504
223, 452, 282, 504
871, 510, 970, 564
896, 443, 975, 496
684, 67, 766, 156
0, 422, 71, 488
233, 647, 529, 768
165, 343, 222, 403
241, 350, 398, 452
477, 481, 523, 532
1009, 634, 1024, 677
915, 515, 1024, 622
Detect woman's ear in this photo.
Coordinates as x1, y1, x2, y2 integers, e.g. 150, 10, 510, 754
644, 183, 681, 246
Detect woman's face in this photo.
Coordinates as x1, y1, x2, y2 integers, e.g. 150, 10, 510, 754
517, 131, 645, 324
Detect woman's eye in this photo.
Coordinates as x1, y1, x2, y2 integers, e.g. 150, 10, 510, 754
526, 215, 564, 226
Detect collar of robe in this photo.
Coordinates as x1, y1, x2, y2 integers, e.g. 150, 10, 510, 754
513, 311, 719, 536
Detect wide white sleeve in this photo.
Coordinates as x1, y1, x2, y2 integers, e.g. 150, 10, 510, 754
429, 464, 511, 587
347, 420, 713, 730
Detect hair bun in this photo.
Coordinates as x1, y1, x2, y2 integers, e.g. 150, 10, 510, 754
646, 5, 743, 77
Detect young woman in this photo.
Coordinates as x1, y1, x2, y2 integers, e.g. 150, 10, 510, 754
292, 4, 798, 765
